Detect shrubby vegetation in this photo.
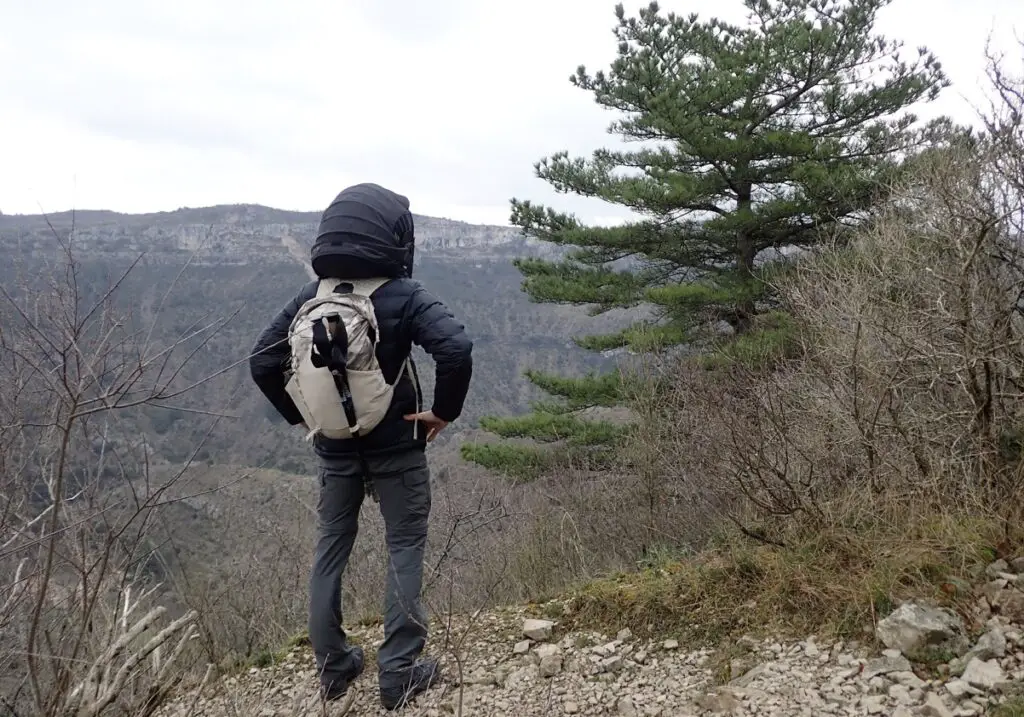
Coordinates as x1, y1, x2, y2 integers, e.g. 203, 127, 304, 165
462, 0, 1024, 652
565, 118, 1024, 641
467, 11, 1024, 649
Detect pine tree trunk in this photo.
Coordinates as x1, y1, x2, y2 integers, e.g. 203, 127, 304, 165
734, 180, 757, 333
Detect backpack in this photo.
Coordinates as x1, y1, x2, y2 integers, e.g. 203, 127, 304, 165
284, 277, 421, 443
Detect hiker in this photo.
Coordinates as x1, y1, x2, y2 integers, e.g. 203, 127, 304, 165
248, 183, 473, 710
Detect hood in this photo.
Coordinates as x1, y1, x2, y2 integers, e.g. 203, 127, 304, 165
311, 183, 416, 279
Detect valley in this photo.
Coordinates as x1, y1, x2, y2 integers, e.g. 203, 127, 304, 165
0, 204, 629, 476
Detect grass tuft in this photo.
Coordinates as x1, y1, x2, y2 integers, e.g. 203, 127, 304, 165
992, 699, 1024, 717
562, 502, 1006, 648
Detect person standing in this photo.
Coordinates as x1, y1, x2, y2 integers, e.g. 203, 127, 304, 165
249, 183, 473, 711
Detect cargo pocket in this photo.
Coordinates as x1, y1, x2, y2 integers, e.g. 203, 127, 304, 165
401, 466, 432, 521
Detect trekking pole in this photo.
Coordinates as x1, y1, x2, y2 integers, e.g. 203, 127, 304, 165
336, 380, 378, 503
311, 315, 379, 503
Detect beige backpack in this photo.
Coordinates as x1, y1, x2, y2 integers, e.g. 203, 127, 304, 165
284, 278, 419, 441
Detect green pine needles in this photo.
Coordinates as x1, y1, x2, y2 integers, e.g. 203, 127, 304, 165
462, 0, 954, 479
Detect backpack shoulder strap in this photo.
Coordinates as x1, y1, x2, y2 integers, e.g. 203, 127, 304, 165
315, 278, 340, 299
348, 277, 391, 297
313, 277, 391, 299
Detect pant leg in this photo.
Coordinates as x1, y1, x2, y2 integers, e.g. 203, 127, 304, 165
372, 449, 431, 684
308, 457, 365, 688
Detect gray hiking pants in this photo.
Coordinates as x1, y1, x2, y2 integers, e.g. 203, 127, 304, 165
309, 449, 431, 689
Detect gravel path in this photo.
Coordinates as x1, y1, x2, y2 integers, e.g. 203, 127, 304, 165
155, 561, 1024, 717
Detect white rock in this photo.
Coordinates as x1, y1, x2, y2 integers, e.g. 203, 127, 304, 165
617, 697, 638, 716
921, 692, 955, 717
887, 683, 913, 705
539, 653, 562, 677
968, 627, 1007, 660
960, 657, 1006, 690
863, 653, 912, 678
169, 611, 1024, 717
876, 603, 965, 656
986, 559, 1010, 579
891, 670, 926, 689
523, 618, 555, 641
862, 695, 887, 713
945, 679, 977, 699
868, 675, 890, 690
462, 669, 496, 685
662, 639, 679, 650
535, 643, 560, 659
602, 655, 624, 672
838, 665, 862, 680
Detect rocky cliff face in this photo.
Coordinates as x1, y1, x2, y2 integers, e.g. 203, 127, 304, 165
0, 204, 562, 266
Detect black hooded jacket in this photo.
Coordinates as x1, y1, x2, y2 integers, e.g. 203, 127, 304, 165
248, 184, 473, 457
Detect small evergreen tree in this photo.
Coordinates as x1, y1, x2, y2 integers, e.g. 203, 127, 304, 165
462, 0, 952, 476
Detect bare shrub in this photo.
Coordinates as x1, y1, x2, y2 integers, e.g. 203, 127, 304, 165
746, 108, 1024, 519
0, 226, 237, 715
639, 42, 1024, 547
149, 463, 315, 670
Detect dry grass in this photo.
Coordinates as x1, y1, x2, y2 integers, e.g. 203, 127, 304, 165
564, 494, 1005, 645
992, 699, 1024, 717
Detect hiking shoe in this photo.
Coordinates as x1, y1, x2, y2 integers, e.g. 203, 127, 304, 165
321, 646, 365, 701
379, 657, 442, 711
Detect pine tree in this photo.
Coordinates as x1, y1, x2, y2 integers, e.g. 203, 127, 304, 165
462, 0, 952, 476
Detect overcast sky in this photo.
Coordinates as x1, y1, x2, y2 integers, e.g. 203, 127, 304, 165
1, 0, 1022, 226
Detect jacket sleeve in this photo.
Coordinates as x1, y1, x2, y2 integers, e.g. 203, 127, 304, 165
406, 285, 473, 422
249, 282, 318, 425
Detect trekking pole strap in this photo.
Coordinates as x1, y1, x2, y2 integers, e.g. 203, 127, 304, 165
354, 443, 378, 503
310, 315, 377, 502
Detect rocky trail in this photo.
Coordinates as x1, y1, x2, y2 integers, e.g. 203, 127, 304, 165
155, 559, 1024, 717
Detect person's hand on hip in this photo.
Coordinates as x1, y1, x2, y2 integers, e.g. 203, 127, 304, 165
403, 411, 448, 442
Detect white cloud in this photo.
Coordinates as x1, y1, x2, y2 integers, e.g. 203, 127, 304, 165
1, 0, 1022, 226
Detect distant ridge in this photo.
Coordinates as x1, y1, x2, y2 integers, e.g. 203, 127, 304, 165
0, 202, 514, 231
